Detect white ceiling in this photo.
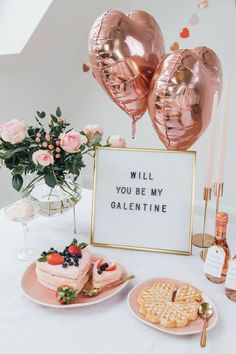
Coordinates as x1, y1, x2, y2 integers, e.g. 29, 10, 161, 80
0, 0, 53, 55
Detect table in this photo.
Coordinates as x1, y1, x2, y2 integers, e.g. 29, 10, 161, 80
1, 189, 236, 354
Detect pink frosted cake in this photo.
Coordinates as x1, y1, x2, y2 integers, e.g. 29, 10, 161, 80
92, 258, 124, 288
36, 239, 92, 292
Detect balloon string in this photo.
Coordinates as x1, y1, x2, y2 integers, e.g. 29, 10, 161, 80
132, 120, 136, 139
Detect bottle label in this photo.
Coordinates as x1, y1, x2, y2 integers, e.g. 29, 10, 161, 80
204, 245, 225, 278
225, 260, 236, 290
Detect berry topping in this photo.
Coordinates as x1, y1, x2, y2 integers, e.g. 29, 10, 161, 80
68, 245, 81, 256
97, 259, 105, 269
74, 263, 79, 267
97, 269, 102, 275
56, 285, 78, 305
105, 263, 116, 271
67, 239, 87, 256
37, 239, 87, 265
69, 261, 74, 266
47, 253, 64, 265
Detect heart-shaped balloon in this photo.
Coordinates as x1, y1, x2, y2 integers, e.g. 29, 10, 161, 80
148, 47, 222, 150
88, 10, 165, 137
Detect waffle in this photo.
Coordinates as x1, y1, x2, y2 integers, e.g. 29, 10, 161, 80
138, 282, 176, 305
175, 283, 202, 303
138, 282, 202, 328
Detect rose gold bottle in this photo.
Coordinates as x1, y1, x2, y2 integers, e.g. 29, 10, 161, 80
206, 212, 231, 283
225, 253, 236, 301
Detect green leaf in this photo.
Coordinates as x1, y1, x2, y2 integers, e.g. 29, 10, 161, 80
35, 116, 43, 127
50, 114, 58, 123
12, 174, 23, 191
3, 150, 14, 159
36, 111, 46, 118
56, 106, 62, 117
28, 126, 40, 138
79, 242, 88, 249
71, 238, 78, 245
13, 146, 28, 154
44, 171, 57, 188
12, 164, 25, 175
92, 132, 102, 145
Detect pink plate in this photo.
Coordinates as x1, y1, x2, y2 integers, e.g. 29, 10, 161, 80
21, 254, 130, 308
127, 277, 217, 336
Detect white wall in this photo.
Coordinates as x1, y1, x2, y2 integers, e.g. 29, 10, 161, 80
0, 0, 235, 220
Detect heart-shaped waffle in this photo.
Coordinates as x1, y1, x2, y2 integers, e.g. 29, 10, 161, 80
138, 282, 202, 328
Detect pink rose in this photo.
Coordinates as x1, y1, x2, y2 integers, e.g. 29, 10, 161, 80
32, 150, 54, 166
0, 119, 28, 144
107, 135, 126, 148
83, 124, 103, 143
60, 130, 87, 153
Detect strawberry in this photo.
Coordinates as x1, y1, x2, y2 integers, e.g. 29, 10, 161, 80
67, 238, 85, 256
47, 253, 64, 265
105, 263, 116, 271
97, 259, 105, 269
56, 285, 78, 305
68, 245, 81, 256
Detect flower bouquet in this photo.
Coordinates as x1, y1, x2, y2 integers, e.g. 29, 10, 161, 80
0, 107, 126, 215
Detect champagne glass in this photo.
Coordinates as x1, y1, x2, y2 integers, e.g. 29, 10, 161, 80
5, 200, 40, 261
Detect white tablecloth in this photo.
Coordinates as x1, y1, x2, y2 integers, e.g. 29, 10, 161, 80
1, 189, 236, 354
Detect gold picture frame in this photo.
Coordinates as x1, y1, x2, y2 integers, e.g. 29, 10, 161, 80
90, 147, 196, 255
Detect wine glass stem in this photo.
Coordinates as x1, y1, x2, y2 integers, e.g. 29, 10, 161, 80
22, 223, 29, 253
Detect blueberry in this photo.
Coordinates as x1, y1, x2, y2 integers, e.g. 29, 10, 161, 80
42, 251, 46, 256
100, 265, 106, 271
59, 252, 63, 256
73, 256, 79, 261
65, 257, 71, 262
74, 263, 79, 267
64, 251, 69, 256
69, 261, 74, 266
104, 263, 109, 268
62, 263, 68, 268
78, 254, 82, 259
97, 269, 102, 274
50, 247, 54, 250
66, 246, 69, 249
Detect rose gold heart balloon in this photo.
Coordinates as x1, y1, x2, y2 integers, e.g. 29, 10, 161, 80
88, 10, 165, 137
148, 47, 222, 150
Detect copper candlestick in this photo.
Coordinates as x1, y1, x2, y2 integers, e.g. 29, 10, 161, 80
192, 187, 214, 248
